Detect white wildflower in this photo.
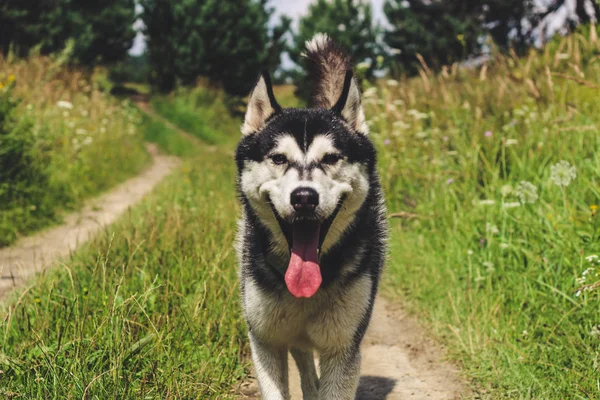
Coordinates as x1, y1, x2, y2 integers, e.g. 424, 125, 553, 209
500, 243, 509, 249
390, 48, 402, 55
337, 23, 346, 31
356, 61, 371, 70
467, 250, 474, 256
57, 100, 73, 109
501, 184, 513, 197
503, 202, 521, 209
590, 325, 600, 338
82, 137, 93, 146
386, 79, 399, 87
479, 199, 496, 206
486, 222, 499, 235
75, 128, 87, 135
505, 139, 518, 146
550, 160, 577, 187
516, 181, 538, 204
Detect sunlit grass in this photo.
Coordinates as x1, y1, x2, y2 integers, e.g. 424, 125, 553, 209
0, 101, 246, 399
0, 54, 149, 246
369, 26, 600, 398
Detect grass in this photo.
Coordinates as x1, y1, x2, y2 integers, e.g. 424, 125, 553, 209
367, 26, 600, 398
3, 26, 600, 399
0, 54, 150, 247
0, 94, 247, 398
151, 86, 240, 145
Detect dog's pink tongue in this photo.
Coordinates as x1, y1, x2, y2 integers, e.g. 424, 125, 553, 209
285, 222, 322, 298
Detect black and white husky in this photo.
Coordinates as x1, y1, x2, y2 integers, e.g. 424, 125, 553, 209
235, 33, 387, 400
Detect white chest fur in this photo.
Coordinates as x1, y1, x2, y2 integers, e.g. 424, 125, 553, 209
243, 274, 372, 352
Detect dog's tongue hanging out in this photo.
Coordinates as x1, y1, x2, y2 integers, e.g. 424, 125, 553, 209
285, 221, 322, 298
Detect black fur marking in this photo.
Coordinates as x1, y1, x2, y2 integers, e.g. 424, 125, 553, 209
260, 70, 282, 114
331, 70, 354, 115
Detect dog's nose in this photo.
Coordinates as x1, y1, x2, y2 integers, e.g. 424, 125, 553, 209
291, 187, 319, 211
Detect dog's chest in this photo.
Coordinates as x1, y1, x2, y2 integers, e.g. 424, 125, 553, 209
243, 275, 372, 351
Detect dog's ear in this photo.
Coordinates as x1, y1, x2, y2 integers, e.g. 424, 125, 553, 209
331, 70, 368, 134
242, 71, 281, 135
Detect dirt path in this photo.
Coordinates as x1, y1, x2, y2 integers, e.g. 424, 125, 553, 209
0, 144, 180, 298
236, 295, 467, 400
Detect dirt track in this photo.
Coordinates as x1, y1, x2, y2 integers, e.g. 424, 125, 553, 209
0, 144, 179, 298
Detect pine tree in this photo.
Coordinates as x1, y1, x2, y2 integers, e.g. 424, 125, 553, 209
289, 0, 381, 104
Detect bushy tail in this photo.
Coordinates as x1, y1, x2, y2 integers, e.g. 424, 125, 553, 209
303, 33, 352, 108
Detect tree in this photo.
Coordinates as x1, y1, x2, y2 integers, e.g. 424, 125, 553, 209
289, 0, 381, 104
0, 0, 136, 66
384, 0, 485, 74
141, 0, 290, 95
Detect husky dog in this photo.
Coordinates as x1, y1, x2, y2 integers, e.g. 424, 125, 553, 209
235, 33, 387, 400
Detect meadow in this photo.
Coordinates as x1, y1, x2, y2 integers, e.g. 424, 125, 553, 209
371, 28, 600, 397
0, 27, 599, 399
0, 51, 150, 247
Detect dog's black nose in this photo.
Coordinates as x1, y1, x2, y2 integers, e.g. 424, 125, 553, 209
291, 187, 319, 211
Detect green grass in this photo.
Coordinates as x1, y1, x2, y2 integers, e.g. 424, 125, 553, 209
141, 113, 198, 157
151, 87, 240, 145
369, 28, 600, 398
0, 102, 247, 398
0, 56, 150, 247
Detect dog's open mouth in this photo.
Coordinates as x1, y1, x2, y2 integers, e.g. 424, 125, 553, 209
268, 198, 344, 298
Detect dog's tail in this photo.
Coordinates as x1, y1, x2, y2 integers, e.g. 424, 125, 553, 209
303, 33, 352, 108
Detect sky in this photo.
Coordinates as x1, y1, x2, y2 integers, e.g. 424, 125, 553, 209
129, 0, 386, 56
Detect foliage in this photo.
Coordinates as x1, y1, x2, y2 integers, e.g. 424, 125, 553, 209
384, 0, 485, 74
141, 0, 290, 95
289, 0, 381, 104
0, 0, 136, 66
0, 98, 246, 399
367, 27, 600, 397
0, 55, 149, 246
151, 86, 240, 144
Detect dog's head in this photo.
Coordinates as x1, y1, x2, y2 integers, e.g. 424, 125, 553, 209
236, 35, 375, 298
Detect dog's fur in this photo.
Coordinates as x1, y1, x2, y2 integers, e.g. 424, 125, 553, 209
235, 34, 387, 400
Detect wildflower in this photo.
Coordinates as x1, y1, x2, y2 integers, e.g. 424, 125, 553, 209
363, 87, 377, 98
550, 160, 577, 187
500, 243, 509, 249
505, 139, 518, 146
485, 131, 493, 137
356, 61, 370, 70
590, 205, 598, 216
390, 48, 402, 55
591, 325, 600, 338
446, 178, 454, 185
516, 181, 538, 204
503, 202, 521, 209
82, 137, 93, 146
479, 199, 496, 206
386, 79, 399, 87
442, 136, 449, 142
483, 261, 494, 272
392, 99, 404, 106
486, 222, 499, 235
75, 128, 87, 135
467, 250, 473, 256
57, 100, 73, 109
383, 139, 391, 146
8, 74, 15, 82
337, 23, 346, 31
501, 184, 513, 197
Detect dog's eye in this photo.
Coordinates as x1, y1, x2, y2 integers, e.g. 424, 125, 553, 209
270, 154, 288, 165
322, 153, 342, 165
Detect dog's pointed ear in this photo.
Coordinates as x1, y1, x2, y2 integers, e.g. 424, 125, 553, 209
242, 71, 281, 135
331, 70, 368, 134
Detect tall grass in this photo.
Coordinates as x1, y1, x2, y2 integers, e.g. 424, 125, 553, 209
0, 54, 150, 246
368, 26, 600, 397
0, 97, 246, 398
151, 86, 240, 145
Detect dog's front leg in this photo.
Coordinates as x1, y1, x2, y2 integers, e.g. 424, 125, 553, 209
249, 332, 290, 400
291, 347, 319, 399
317, 348, 361, 400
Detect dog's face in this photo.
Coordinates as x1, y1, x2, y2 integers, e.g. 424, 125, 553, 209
236, 72, 374, 298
